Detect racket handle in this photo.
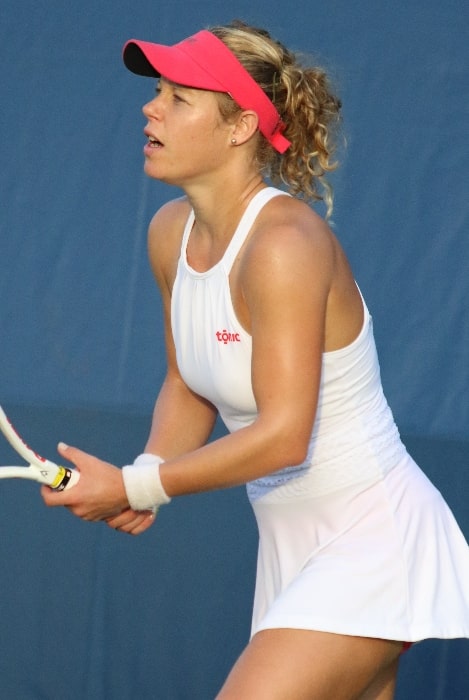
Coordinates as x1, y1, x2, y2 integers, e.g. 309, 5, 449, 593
54, 467, 80, 490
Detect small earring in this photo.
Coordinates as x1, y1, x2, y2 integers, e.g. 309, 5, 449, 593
231, 138, 237, 145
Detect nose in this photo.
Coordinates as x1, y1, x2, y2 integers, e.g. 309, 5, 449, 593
142, 95, 161, 119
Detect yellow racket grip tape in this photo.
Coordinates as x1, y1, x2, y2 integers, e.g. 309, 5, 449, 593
50, 466, 68, 489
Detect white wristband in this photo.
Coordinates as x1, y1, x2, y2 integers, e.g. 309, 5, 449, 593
122, 453, 171, 511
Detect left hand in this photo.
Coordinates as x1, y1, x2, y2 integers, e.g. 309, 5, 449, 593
105, 508, 157, 535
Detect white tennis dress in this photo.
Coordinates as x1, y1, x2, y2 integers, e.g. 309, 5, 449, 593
171, 187, 469, 642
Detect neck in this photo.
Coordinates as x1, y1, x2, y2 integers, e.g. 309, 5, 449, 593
183, 172, 266, 242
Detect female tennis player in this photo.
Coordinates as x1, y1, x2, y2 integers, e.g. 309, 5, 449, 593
42, 21, 469, 699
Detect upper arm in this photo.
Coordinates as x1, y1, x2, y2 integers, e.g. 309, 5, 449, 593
242, 205, 335, 460
147, 197, 190, 373
145, 198, 217, 456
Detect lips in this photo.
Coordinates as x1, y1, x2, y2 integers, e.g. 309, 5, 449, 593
143, 131, 164, 158
148, 136, 163, 148
144, 129, 163, 148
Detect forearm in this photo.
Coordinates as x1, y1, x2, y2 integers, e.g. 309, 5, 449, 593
158, 411, 310, 498
144, 371, 218, 459
123, 372, 219, 511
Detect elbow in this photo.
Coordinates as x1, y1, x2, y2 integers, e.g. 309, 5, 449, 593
286, 442, 310, 467
255, 412, 313, 471
273, 427, 311, 468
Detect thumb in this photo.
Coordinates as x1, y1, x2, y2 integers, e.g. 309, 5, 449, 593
57, 441, 84, 464
57, 441, 72, 460
57, 442, 113, 480
56, 441, 88, 476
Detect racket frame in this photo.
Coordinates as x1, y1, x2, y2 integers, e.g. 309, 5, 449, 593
0, 404, 77, 489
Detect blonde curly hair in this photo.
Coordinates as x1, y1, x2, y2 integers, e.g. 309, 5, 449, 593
210, 21, 342, 218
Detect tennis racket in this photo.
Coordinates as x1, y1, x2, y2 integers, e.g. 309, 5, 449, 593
0, 404, 79, 489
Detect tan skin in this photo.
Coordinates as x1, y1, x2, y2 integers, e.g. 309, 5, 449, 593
42, 78, 403, 698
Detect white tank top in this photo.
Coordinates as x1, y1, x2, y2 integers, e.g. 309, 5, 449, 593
171, 187, 406, 501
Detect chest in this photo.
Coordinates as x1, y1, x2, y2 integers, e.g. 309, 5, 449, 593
181, 238, 251, 335
171, 259, 256, 421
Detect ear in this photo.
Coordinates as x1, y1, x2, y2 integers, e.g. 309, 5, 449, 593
230, 110, 259, 147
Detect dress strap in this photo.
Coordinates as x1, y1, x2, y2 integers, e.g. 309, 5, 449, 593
179, 187, 288, 274
180, 209, 196, 258
222, 187, 289, 273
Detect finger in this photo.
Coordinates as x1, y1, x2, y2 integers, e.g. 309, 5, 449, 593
110, 511, 154, 531
41, 443, 86, 504
108, 510, 156, 534
106, 510, 137, 529
40, 480, 81, 507
125, 513, 156, 536
106, 507, 157, 528
57, 442, 91, 469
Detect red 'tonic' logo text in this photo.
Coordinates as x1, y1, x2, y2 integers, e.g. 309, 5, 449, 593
216, 330, 241, 344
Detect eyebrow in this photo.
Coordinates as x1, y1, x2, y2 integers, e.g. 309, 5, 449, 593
159, 76, 207, 93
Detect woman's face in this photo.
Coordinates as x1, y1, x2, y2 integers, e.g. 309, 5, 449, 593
141, 78, 233, 187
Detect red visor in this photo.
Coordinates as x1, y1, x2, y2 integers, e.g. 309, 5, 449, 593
123, 30, 291, 154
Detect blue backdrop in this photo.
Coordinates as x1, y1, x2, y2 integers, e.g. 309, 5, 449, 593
0, 1, 468, 697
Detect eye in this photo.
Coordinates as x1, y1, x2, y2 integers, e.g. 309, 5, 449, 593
172, 91, 186, 104
155, 79, 189, 104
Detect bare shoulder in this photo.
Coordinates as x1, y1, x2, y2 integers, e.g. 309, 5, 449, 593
148, 196, 191, 255
148, 196, 191, 288
239, 193, 362, 351
242, 195, 336, 284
